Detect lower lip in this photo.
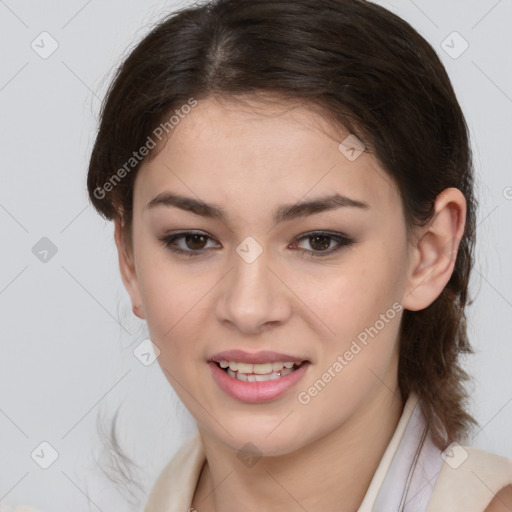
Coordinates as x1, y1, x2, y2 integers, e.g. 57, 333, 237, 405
208, 361, 310, 403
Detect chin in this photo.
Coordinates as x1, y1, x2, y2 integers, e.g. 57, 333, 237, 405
207, 418, 309, 458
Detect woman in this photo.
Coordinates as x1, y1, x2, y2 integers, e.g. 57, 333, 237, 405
86, 0, 512, 510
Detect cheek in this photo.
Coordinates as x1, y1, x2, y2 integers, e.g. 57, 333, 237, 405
139, 273, 206, 349
133, 242, 221, 369
133, 245, 189, 342
290, 246, 406, 399
292, 250, 405, 339
293, 262, 403, 417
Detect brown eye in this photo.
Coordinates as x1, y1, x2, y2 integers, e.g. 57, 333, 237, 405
308, 234, 332, 251
184, 233, 208, 250
294, 231, 355, 258
158, 231, 219, 257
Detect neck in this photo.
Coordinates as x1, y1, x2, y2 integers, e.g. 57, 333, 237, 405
192, 384, 404, 512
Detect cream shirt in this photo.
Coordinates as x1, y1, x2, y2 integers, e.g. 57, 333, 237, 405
144, 391, 512, 512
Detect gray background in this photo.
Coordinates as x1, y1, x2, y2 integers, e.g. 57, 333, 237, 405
0, 0, 511, 510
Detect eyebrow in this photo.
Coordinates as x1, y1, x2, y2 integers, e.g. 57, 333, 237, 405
144, 191, 369, 223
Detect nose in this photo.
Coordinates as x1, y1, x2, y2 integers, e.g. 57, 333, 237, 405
215, 246, 292, 334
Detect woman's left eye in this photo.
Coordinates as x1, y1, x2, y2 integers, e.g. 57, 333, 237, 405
158, 230, 354, 258
293, 231, 354, 258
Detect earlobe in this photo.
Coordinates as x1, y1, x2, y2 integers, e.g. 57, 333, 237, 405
402, 188, 466, 312
113, 217, 146, 319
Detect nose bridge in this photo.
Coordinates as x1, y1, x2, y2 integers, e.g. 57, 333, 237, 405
216, 238, 290, 332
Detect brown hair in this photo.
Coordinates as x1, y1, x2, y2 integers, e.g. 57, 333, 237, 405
88, 0, 478, 454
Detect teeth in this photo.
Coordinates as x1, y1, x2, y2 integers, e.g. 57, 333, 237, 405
220, 360, 299, 375
226, 367, 296, 382
236, 362, 253, 374
235, 370, 247, 381
252, 363, 273, 374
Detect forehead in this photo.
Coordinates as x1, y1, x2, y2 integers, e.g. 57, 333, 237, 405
167, 95, 349, 159
134, 95, 401, 222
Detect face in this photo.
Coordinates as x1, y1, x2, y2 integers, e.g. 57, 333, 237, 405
120, 95, 415, 456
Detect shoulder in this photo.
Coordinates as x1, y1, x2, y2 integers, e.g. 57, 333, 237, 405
144, 431, 205, 512
484, 484, 512, 512
426, 445, 512, 512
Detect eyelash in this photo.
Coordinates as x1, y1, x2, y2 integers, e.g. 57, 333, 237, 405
158, 230, 355, 259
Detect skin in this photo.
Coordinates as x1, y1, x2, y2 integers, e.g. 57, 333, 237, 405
484, 485, 512, 511
114, 95, 466, 512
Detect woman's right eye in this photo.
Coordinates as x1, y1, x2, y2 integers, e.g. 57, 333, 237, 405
158, 231, 219, 257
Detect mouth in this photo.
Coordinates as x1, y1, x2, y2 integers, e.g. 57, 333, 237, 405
209, 358, 311, 403
214, 360, 307, 382
208, 349, 311, 402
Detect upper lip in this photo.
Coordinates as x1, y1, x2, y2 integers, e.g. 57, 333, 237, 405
209, 350, 308, 365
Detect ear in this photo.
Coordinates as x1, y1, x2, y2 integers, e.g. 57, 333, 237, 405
402, 187, 467, 312
113, 216, 145, 319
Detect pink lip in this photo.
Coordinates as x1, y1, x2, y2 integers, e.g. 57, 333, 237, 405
209, 360, 311, 403
209, 349, 308, 364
